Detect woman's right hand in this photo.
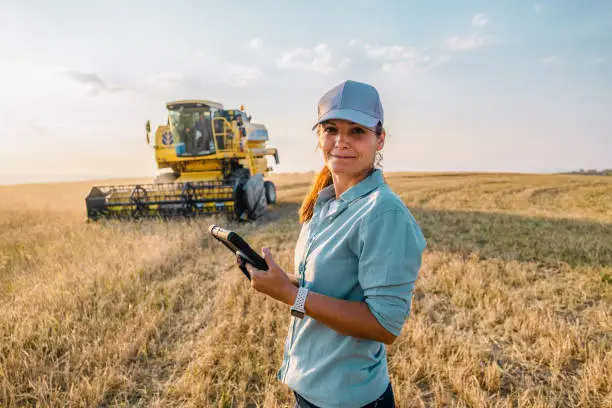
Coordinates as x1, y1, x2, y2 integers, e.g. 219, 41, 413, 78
242, 248, 298, 306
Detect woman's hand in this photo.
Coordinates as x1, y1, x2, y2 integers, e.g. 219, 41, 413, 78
241, 248, 297, 306
240, 250, 397, 344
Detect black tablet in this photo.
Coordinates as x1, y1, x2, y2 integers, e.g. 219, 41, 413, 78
208, 225, 268, 280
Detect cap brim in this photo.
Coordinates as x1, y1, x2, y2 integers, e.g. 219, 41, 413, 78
312, 109, 380, 130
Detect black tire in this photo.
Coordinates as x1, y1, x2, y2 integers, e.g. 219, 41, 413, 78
240, 174, 267, 220
230, 168, 251, 220
234, 182, 247, 220
264, 181, 276, 204
248, 195, 268, 220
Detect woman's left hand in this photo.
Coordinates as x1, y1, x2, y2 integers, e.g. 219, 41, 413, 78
241, 248, 297, 306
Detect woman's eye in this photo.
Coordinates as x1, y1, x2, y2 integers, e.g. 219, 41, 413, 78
324, 127, 337, 133
351, 127, 365, 135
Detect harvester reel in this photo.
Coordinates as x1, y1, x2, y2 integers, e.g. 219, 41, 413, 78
180, 182, 198, 216
85, 180, 236, 221
130, 185, 149, 218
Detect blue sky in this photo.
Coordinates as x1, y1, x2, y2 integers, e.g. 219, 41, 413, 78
1, 0, 611, 184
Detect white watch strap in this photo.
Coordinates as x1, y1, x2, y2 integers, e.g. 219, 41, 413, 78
292, 287, 309, 314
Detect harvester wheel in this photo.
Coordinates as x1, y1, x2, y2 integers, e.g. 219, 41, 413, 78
230, 168, 251, 220
248, 194, 268, 220
240, 174, 267, 220
264, 181, 276, 204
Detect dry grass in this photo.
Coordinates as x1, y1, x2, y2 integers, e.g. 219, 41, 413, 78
0, 172, 611, 407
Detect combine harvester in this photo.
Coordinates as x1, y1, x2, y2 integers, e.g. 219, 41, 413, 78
85, 100, 279, 221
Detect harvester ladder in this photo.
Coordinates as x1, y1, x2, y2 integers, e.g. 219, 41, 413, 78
246, 149, 257, 176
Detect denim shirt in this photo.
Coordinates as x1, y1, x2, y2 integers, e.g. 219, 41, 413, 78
277, 169, 427, 408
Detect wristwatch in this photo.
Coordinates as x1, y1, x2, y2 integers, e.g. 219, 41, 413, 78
290, 287, 309, 319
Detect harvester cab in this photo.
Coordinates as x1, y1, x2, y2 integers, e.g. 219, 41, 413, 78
85, 99, 280, 221
166, 100, 220, 156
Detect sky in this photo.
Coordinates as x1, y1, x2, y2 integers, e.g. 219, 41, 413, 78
1, 0, 611, 184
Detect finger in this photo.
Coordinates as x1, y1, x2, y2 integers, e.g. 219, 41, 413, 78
262, 247, 276, 266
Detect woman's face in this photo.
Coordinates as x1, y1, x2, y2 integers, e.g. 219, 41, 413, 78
318, 119, 385, 176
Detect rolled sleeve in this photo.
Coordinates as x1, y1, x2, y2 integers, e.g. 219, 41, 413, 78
357, 210, 426, 336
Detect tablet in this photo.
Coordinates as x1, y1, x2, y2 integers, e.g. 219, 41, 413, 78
208, 225, 269, 280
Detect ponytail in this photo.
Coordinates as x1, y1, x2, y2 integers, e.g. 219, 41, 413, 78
299, 166, 333, 224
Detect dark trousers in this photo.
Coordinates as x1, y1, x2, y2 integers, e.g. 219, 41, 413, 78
294, 382, 395, 408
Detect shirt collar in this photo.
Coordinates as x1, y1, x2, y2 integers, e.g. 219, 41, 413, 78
316, 168, 384, 207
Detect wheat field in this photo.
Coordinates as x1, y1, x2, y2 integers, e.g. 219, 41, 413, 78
0, 172, 610, 407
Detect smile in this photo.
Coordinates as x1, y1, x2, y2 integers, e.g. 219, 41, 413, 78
330, 154, 356, 159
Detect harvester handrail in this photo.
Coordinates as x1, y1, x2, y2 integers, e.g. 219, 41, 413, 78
212, 117, 239, 153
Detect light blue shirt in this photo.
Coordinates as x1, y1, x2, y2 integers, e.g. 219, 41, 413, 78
277, 169, 427, 408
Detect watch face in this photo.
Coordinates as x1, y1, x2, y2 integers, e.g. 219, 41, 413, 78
290, 309, 305, 319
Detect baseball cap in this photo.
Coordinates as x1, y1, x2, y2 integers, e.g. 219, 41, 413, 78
312, 80, 384, 130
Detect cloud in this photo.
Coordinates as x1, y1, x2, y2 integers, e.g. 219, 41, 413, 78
534, 3, 543, 12
146, 62, 261, 89
365, 45, 417, 60
446, 35, 491, 51
447, 13, 497, 52
472, 14, 489, 27
64, 71, 128, 96
147, 73, 183, 88
278, 44, 350, 74
382, 55, 450, 74
66, 72, 105, 87
248, 38, 262, 49
349, 38, 359, 46
539, 55, 556, 65
223, 63, 262, 87
338, 59, 352, 70
364, 44, 449, 74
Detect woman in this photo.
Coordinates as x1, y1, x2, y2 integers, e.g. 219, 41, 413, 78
244, 80, 427, 408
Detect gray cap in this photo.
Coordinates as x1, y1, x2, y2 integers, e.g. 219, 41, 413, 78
312, 80, 384, 130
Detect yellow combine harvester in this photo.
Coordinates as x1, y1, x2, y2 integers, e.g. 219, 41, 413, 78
85, 100, 279, 221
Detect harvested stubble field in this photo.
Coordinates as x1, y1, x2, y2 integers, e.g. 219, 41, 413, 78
0, 172, 611, 408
